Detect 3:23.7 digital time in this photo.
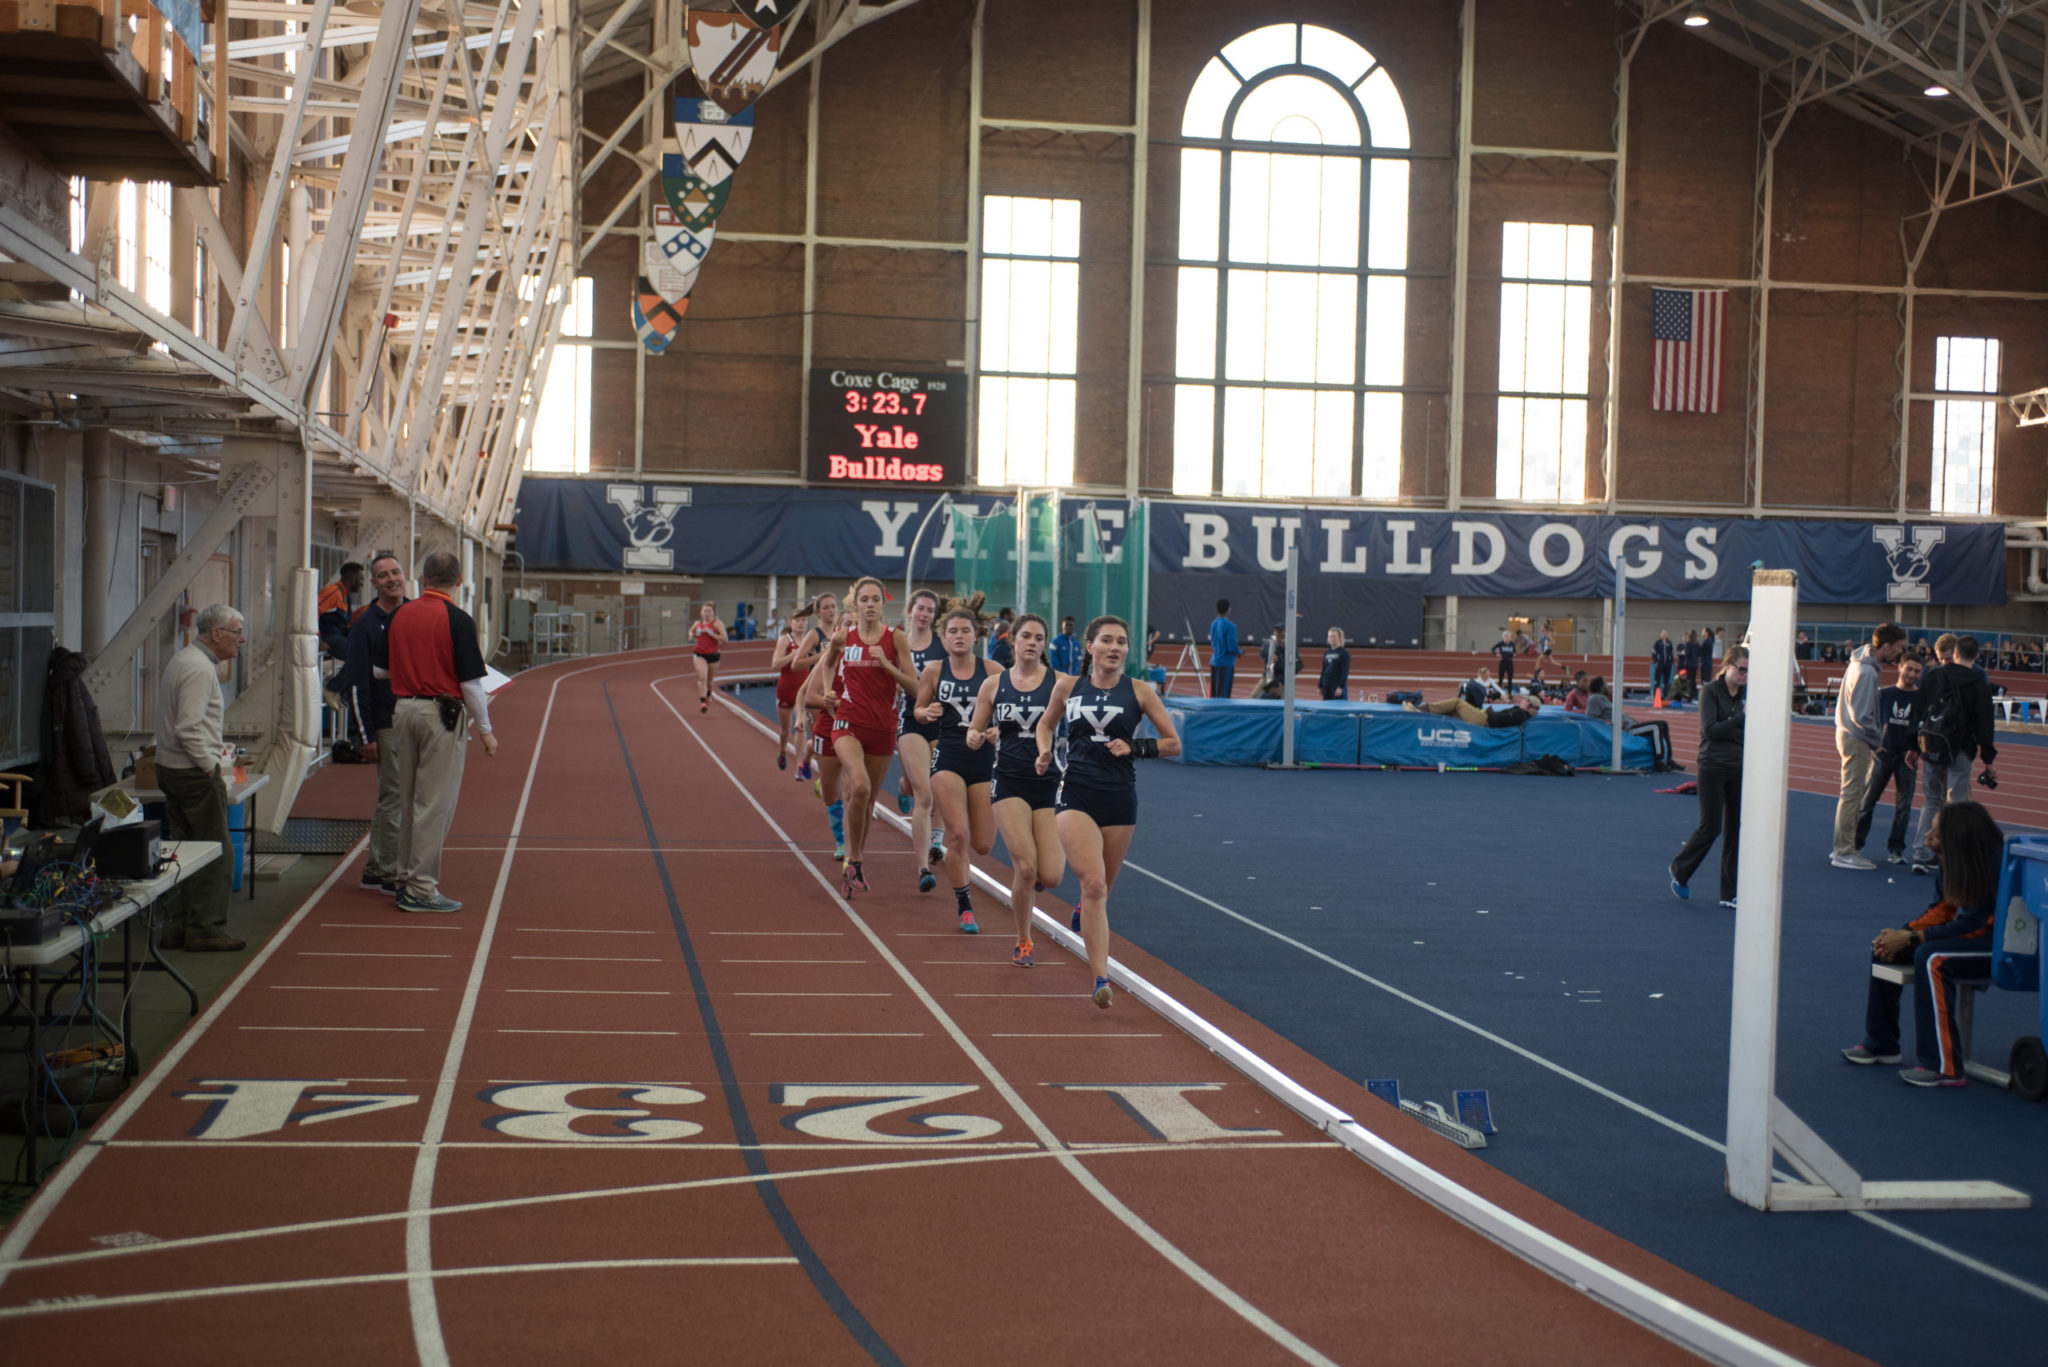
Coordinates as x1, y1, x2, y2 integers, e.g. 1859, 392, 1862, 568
844, 389, 928, 416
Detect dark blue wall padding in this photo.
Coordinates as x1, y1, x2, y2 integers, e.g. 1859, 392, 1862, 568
1166, 698, 1654, 768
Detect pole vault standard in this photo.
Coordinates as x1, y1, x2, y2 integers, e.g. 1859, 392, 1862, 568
1725, 568, 2028, 1213
1610, 553, 1625, 773
1281, 531, 1300, 769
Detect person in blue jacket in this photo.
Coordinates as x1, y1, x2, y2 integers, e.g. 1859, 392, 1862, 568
1207, 599, 1239, 699
1843, 799, 2004, 1086
1047, 616, 1083, 675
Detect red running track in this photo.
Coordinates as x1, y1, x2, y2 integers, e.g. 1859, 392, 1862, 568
0, 646, 1871, 1364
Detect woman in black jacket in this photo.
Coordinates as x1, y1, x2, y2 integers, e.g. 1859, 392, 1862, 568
1671, 646, 1747, 908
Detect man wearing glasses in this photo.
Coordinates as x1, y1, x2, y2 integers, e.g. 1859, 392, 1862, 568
153, 603, 248, 951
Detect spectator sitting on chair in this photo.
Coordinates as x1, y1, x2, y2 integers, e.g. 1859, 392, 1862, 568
1843, 799, 2003, 1086
1318, 627, 1350, 701
1408, 694, 1540, 728
1563, 670, 1590, 713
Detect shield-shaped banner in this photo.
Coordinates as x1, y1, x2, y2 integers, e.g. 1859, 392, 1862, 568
632, 276, 688, 355
669, 97, 753, 185
645, 207, 712, 301
687, 9, 782, 116
659, 141, 731, 231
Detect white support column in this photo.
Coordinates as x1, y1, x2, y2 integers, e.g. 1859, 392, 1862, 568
1444, 0, 1476, 509
1123, 0, 1151, 499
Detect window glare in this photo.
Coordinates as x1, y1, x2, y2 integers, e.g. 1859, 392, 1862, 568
1498, 223, 1594, 502
979, 195, 1080, 487
1932, 335, 1999, 514
1175, 22, 1409, 499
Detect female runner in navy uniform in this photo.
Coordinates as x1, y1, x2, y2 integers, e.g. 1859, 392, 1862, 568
969, 612, 1063, 966
1035, 615, 1181, 1007
893, 589, 946, 892
770, 600, 818, 771
915, 603, 999, 933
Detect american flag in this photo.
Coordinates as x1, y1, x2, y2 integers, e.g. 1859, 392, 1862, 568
1650, 287, 1726, 413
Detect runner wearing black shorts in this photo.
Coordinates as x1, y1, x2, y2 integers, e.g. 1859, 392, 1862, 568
915, 603, 999, 933
971, 612, 1063, 966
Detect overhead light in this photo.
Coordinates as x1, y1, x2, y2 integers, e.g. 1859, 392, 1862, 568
1683, 3, 1710, 26
1924, 83, 1951, 97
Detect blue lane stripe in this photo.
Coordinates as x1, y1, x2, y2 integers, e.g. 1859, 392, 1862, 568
602, 683, 903, 1366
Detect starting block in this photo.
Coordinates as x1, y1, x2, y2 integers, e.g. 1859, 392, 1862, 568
1364, 1079, 1494, 1149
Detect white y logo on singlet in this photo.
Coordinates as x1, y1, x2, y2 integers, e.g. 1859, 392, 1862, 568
944, 693, 977, 725
1068, 700, 1122, 739
996, 702, 1042, 729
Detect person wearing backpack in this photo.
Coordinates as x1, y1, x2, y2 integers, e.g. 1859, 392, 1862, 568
1908, 633, 1999, 874
1831, 623, 1907, 869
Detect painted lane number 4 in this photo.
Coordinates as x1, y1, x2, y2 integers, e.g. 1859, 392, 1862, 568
175, 1079, 421, 1140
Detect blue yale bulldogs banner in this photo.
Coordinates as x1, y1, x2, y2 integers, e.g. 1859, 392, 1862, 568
515, 480, 2005, 606
1148, 505, 2007, 606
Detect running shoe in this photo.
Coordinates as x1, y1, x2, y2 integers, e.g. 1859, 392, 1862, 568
1012, 940, 1034, 968
927, 841, 946, 867
848, 862, 870, 894
918, 868, 936, 894
833, 839, 846, 861
1070, 909, 1081, 933
700, 699, 709, 713
1719, 898, 1738, 910
797, 760, 813, 781
1841, 1044, 1901, 1066
1092, 976, 1113, 1009
1898, 1066, 1965, 1088
1669, 870, 1689, 901
1885, 851, 1904, 865
897, 790, 915, 816
778, 752, 788, 771
958, 909, 979, 934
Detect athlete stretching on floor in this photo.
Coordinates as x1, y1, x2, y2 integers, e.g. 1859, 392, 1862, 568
690, 603, 728, 712
893, 589, 945, 892
1036, 616, 1181, 1008
817, 577, 918, 895
770, 601, 818, 772
970, 612, 1064, 966
917, 602, 1000, 934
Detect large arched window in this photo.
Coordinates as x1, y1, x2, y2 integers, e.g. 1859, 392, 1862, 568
1173, 23, 1409, 500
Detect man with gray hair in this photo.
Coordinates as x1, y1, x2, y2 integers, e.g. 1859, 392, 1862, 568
387, 550, 498, 913
153, 603, 247, 951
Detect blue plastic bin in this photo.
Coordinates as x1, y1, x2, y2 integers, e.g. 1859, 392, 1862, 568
229, 799, 246, 892
1990, 836, 2046, 993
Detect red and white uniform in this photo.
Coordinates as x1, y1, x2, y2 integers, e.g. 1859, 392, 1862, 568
830, 626, 902, 757
691, 620, 721, 656
775, 628, 811, 708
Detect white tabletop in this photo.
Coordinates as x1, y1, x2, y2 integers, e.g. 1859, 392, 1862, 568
111, 771, 273, 807
0, 840, 222, 968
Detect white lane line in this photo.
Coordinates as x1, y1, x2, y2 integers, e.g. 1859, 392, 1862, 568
498, 1029, 681, 1036
320, 922, 462, 931
718, 958, 867, 965
0, 834, 368, 1294
515, 927, 661, 935
733, 992, 893, 998
749, 1032, 924, 1038
408, 652, 684, 1367
990, 1033, 1163, 1039
708, 930, 847, 937
668, 679, 1340, 1366
955, 993, 1085, 998
270, 985, 441, 992
0, 1257, 802, 1321
504, 988, 673, 996
239, 1026, 427, 1033
1124, 860, 2048, 1309
511, 955, 663, 963
300, 952, 455, 960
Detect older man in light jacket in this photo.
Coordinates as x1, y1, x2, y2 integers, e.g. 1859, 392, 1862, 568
154, 603, 247, 951
1831, 622, 1908, 871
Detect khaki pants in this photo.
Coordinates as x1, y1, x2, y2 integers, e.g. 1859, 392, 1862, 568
1424, 697, 1490, 725
395, 698, 468, 899
1833, 731, 1876, 857
159, 762, 230, 935
367, 725, 401, 882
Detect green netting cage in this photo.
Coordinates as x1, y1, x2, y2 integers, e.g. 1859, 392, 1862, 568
952, 491, 1147, 676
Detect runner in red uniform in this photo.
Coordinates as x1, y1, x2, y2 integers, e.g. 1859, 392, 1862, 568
770, 601, 819, 771
816, 576, 917, 895
690, 603, 728, 713
798, 593, 843, 852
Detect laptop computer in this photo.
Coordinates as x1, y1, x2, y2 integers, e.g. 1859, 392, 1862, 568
68, 815, 107, 872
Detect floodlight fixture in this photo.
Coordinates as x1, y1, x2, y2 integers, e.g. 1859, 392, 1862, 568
1924, 83, 1952, 97
1683, 3, 1710, 26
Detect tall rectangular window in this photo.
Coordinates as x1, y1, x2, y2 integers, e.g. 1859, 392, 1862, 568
978, 195, 1079, 487
144, 181, 174, 316
1495, 222, 1593, 502
1931, 336, 1999, 515
527, 276, 593, 474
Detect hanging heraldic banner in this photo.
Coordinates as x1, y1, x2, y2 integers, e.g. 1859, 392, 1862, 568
806, 368, 969, 488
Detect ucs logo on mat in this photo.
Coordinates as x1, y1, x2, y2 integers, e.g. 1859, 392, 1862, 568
608, 483, 694, 570
1873, 525, 1945, 604
1417, 727, 1472, 748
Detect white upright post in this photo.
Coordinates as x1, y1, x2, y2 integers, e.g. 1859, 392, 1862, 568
1281, 533, 1299, 768
1727, 569, 1796, 1208
1724, 567, 2029, 1213
1610, 557, 1626, 772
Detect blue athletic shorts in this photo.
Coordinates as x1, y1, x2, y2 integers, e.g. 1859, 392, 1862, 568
930, 738, 995, 785
1056, 775, 1136, 828
992, 764, 1058, 811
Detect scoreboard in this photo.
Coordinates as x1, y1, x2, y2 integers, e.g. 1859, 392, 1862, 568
806, 368, 967, 488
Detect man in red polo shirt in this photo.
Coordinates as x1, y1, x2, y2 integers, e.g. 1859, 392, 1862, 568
387, 550, 498, 913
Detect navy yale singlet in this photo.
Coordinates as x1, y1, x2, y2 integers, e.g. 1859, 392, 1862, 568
1060, 675, 1140, 789
992, 666, 1057, 781
900, 632, 947, 734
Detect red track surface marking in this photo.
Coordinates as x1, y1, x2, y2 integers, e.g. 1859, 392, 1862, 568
0, 646, 1868, 1364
